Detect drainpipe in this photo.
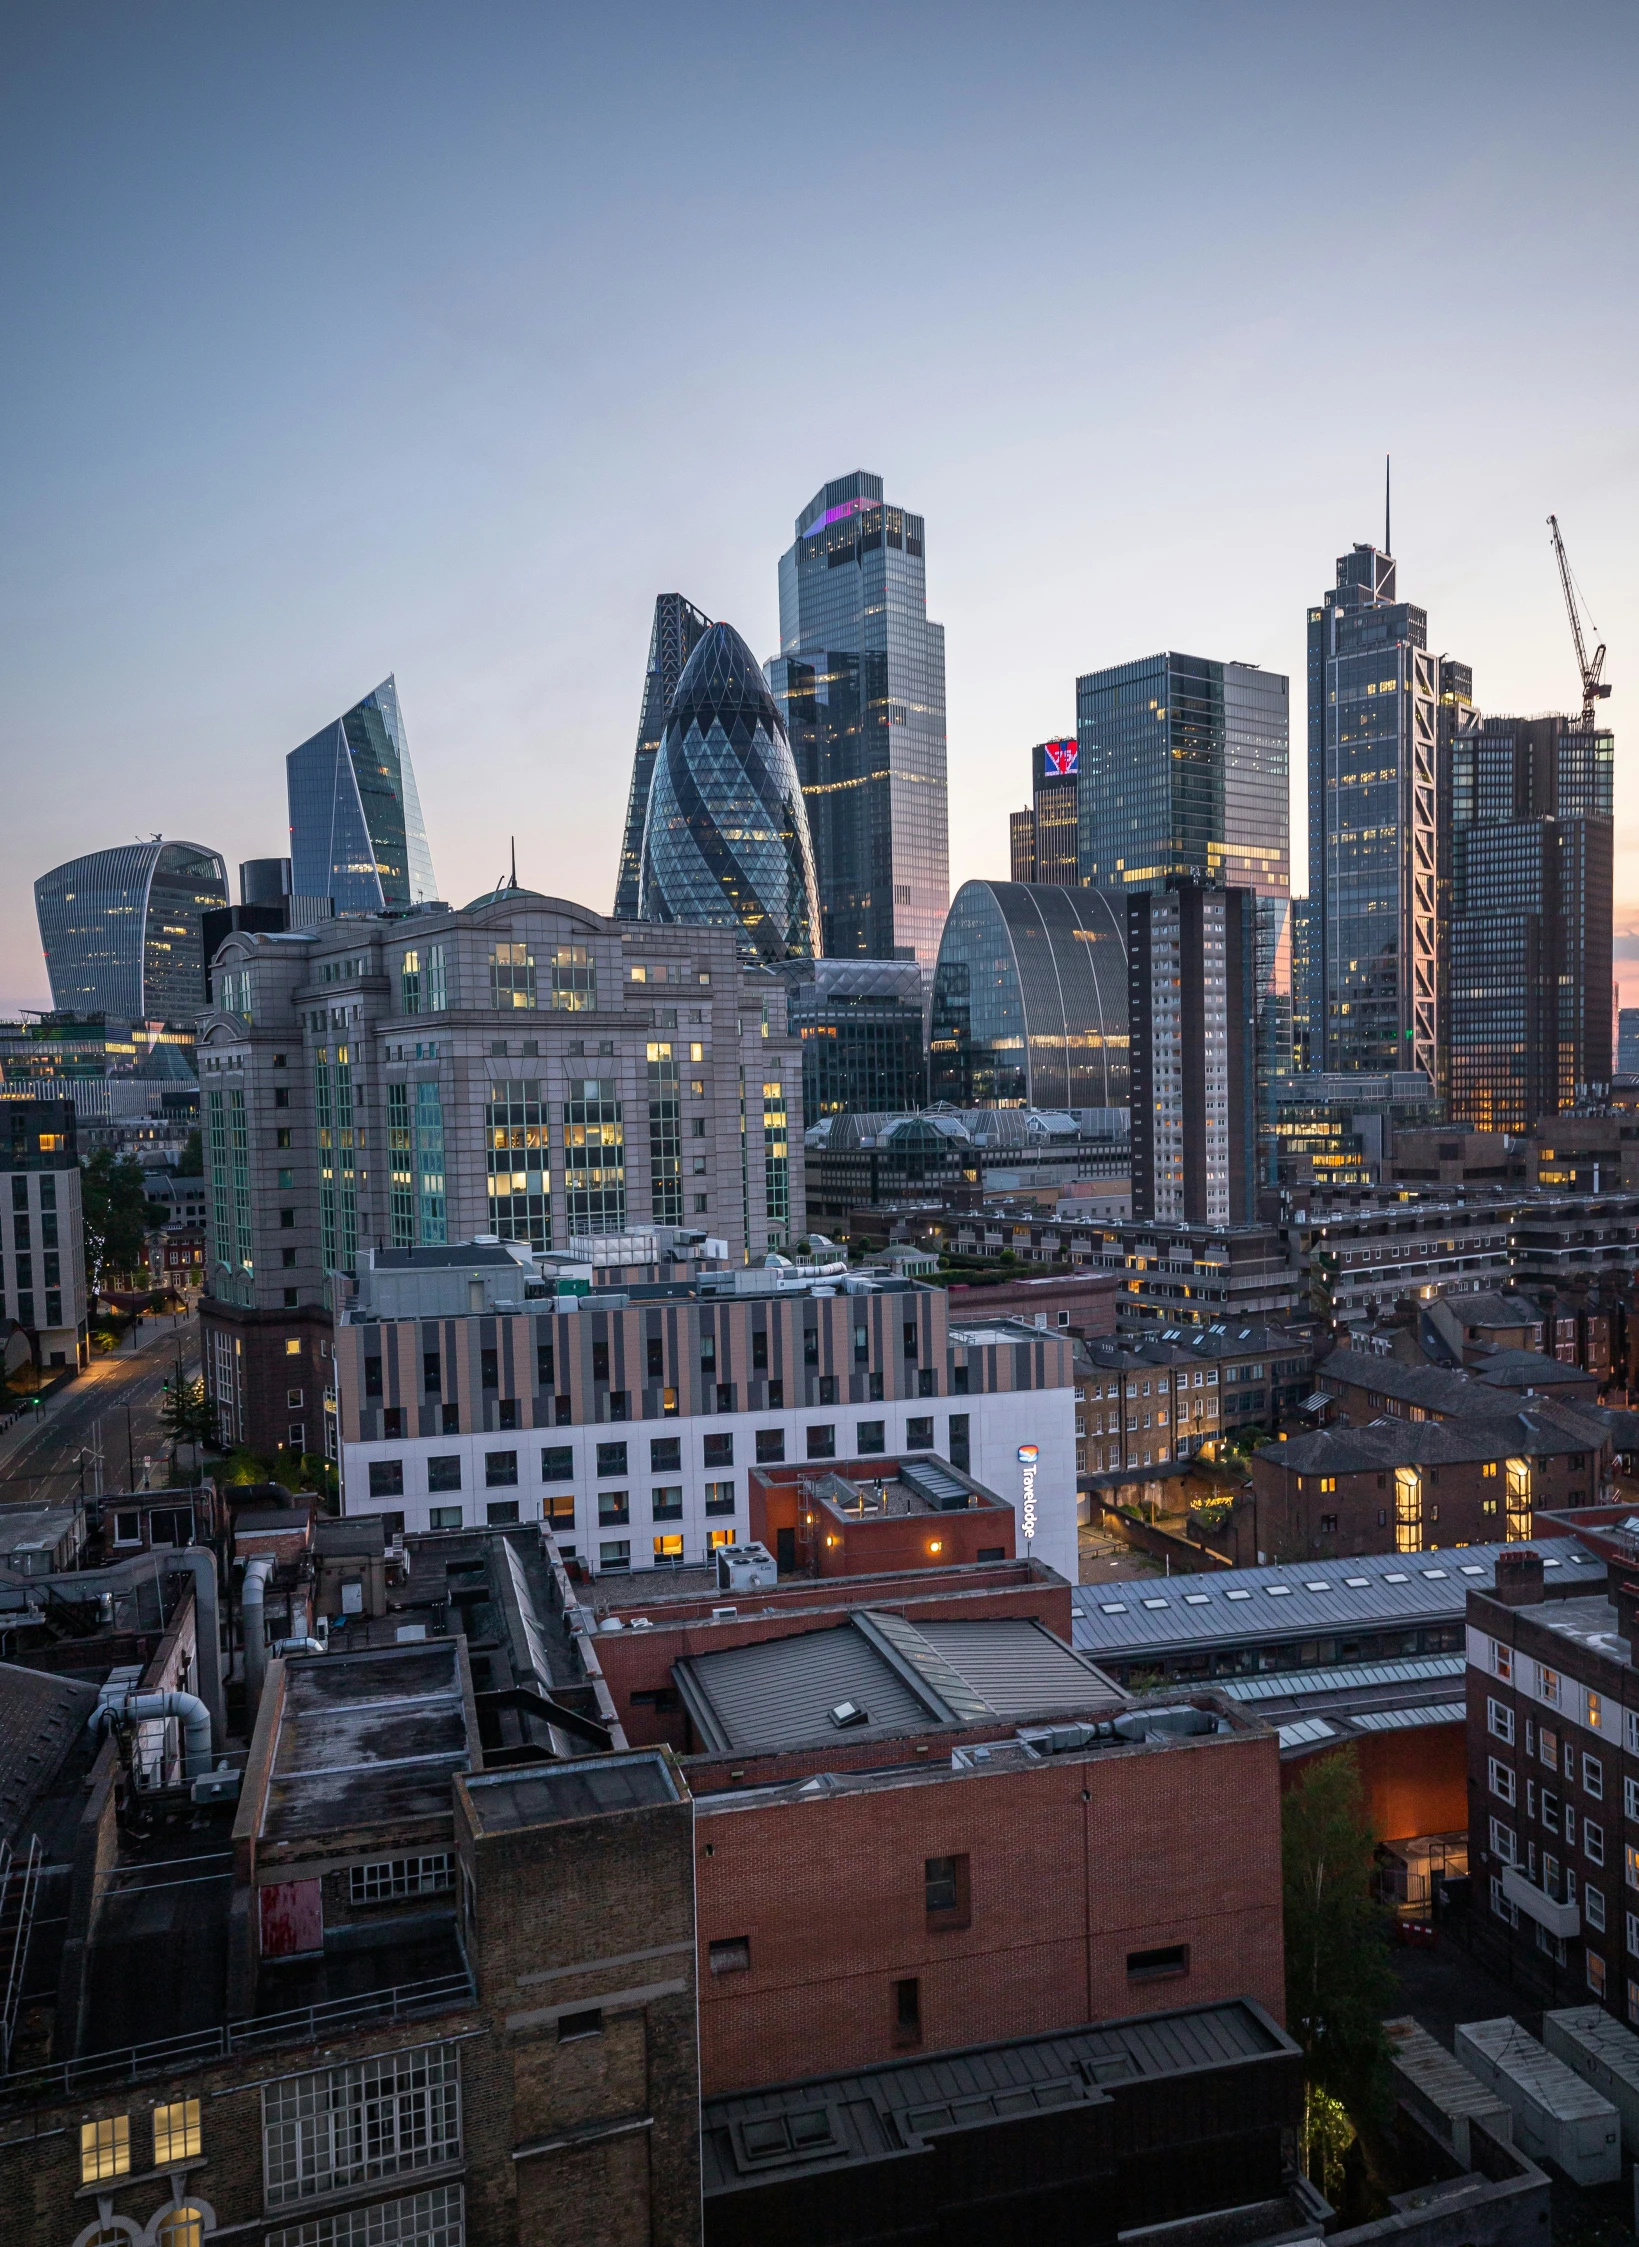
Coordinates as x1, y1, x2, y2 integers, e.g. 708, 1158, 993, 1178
242, 1557, 275, 1713
90, 1688, 214, 1780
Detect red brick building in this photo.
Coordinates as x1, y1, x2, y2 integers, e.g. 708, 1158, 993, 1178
748, 1454, 1016, 1577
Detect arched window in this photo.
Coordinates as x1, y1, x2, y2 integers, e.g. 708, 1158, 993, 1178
157, 2208, 205, 2247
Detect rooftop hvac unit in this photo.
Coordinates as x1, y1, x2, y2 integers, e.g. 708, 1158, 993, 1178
715, 1543, 778, 1593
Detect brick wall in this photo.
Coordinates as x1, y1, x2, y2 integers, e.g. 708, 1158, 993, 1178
693, 1724, 1284, 2094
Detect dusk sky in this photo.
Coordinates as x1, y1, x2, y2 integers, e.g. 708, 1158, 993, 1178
3, 1, 1635, 1015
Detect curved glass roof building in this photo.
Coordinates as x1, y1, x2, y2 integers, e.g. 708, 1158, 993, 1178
35, 841, 228, 1021
930, 880, 1128, 1109
287, 675, 437, 915
638, 622, 821, 963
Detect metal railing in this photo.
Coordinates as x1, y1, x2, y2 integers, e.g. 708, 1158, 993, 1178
0, 1838, 41, 2074
0, 1966, 476, 2099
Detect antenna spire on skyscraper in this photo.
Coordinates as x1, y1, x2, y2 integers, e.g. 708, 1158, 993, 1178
1385, 454, 1391, 555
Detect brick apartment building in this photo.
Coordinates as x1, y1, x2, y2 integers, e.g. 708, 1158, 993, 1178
1465, 1540, 1639, 2019
1243, 1403, 1612, 1566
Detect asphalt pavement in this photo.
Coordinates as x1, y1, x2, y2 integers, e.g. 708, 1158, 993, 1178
0, 1311, 203, 1508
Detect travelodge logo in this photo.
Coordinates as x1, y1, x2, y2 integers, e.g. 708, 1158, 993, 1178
1016, 1444, 1039, 1545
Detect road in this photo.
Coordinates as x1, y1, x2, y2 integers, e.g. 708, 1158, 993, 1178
0, 1312, 203, 1509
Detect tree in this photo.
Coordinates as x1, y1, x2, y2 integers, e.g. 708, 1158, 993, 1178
81, 1149, 151, 1291
1282, 1748, 1399, 2127
176, 1128, 203, 1177
160, 1374, 219, 1453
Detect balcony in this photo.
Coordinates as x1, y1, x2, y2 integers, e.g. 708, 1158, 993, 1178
1501, 1865, 1580, 1939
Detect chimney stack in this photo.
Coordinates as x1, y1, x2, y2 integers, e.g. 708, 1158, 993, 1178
1614, 1575, 1639, 1665
1492, 1548, 1546, 1608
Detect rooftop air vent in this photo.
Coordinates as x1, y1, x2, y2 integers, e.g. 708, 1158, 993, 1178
829, 1700, 868, 1729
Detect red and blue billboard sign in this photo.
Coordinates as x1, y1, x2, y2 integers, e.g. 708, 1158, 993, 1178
1036, 737, 1079, 781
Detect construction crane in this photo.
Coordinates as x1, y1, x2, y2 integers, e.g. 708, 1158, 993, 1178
1547, 513, 1612, 729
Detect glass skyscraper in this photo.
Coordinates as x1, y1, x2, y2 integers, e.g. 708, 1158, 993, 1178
929, 880, 1128, 1110
35, 840, 228, 1021
614, 593, 711, 920
767, 470, 948, 969
1076, 653, 1289, 897
1307, 546, 1452, 1084
638, 621, 821, 963
287, 676, 437, 915
1076, 652, 1289, 1175
1446, 713, 1614, 1129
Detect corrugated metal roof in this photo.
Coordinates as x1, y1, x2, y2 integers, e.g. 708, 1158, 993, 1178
914, 1620, 1121, 1719
674, 1624, 931, 1754
1069, 1538, 1601, 1662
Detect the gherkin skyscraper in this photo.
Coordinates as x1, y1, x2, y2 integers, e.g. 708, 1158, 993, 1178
614, 593, 711, 919
638, 621, 821, 963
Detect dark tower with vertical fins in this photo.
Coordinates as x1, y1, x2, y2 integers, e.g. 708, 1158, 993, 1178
614, 595, 711, 919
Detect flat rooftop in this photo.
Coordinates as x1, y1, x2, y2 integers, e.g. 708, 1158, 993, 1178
1069, 1537, 1604, 1665
260, 1642, 472, 1841
463, 1750, 680, 1833
675, 1611, 1121, 1754
1506, 1592, 1629, 1670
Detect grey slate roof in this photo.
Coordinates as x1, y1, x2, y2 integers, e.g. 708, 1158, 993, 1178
673, 1613, 1121, 1753
1262, 1398, 1607, 1476
0, 1661, 100, 1845
1068, 1536, 1603, 1664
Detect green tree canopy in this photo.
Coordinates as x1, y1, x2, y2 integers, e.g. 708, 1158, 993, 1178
1282, 1747, 1399, 2122
81, 1149, 151, 1290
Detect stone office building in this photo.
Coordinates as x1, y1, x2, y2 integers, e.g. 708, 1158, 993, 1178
198, 890, 802, 1457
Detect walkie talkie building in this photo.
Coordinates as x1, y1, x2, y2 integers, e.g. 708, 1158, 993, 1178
35, 840, 228, 1020
286, 675, 437, 916
638, 622, 821, 963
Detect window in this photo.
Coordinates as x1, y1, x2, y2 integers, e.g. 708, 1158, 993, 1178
1127, 1944, 1190, 1980
709, 1937, 751, 1975
1494, 1641, 1512, 1682
80, 2114, 130, 2183
807, 1426, 835, 1460
489, 941, 537, 1009
1587, 1820, 1606, 1867
704, 1433, 733, 1468
1488, 1758, 1516, 1805
486, 1501, 519, 1527
484, 1451, 518, 1488
285, 1338, 302, 1358
369, 1460, 404, 1499
599, 1541, 630, 1571
598, 1492, 629, 1526
649, 1436, 681, 1473
423, 1352, 442, 1394
705, 1482, 735, 1516
597, 1441, 628, 1478
1589, 1951, 1608, 1999
1585, 1753, 1604, 1799
905, 1418, 933, 1451
893, 1977, 921, 2047
857, 1420, 886, 1456
426, 1457, 461, 1494
1626, 1843, 1639, 1893
541, 1446, 573, 1481
1487, 1699, 1515, 1745
652, 1533, 684, 1566
925, 1854, 971, 1931
429, 1506, 462, 1531
551, 945, 596, 1011
755, 1429, 785, 1464
158, 2210, 206, 2247
442, 1403, 461, 1435
1488, 1819, 1517, 1865
381, 1407, 404, 1439
818, 1374, 838, 1405
349, 1854, 454, 1905
1588, 1884, 1607, 1932
557, 2008, 603, 2041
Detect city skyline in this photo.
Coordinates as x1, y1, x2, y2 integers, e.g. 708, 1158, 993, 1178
2, 5, 1634, 1013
